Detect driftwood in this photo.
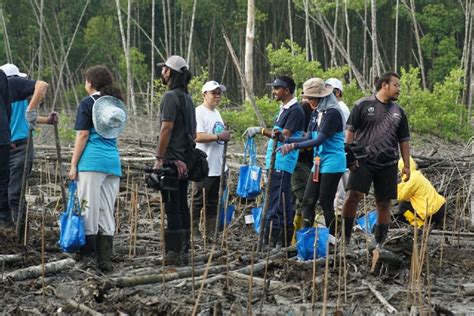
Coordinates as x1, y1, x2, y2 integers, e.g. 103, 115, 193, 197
0, 253, 24, 265
361, 280, 398, 313
3, 258, 75, 281
63, 298, 103, 316
461, 283, 474, 296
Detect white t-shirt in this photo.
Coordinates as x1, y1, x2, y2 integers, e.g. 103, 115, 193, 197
339, 100, 350, 123
195, 104, 228, 177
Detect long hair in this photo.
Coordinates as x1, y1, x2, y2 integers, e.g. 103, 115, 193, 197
85, 65, 124, 101
167, 67, 192, 93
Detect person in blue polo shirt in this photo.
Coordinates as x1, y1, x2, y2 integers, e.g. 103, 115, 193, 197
244, 75, 304, 248
0, 63, 53, 227
278, 78, 346, 237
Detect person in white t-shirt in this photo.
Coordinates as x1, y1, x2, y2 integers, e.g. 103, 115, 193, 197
325, 78, 350, 214
191, 81, 231, 240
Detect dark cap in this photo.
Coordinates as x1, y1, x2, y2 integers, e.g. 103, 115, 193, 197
266, 78, 289, 88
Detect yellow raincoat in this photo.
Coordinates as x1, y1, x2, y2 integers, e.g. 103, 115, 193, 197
397, 157, 445, 221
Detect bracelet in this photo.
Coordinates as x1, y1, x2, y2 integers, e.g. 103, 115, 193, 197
261, 128, 265, 135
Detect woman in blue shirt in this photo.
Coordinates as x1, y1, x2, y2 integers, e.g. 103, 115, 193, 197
279, 78, 346, 236
69, 66, 125, 272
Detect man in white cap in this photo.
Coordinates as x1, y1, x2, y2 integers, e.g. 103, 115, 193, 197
325, 78, 350, 215
0, 63, 54, 227
191, 81, 231, 238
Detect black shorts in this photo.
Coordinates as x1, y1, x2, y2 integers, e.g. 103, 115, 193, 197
346, 162, 398, 201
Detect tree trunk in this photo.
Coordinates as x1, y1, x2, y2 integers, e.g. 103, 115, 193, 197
331, 0, 339, 66
223, 32, 265, 127
304, 0, 310, 61
394, 0, 399, 71
186, 0, 197, 62
38, 0, 44, 80
461, 0, 473, 106
244, 0, 255, 101
363, 0, 368, 81
344, 0, 351, 80
288, 0, 294, 54
150, 0, 155, 120
371, 0, 379, 85
403, 0, 427, 89
0, 9, 12, 64
162, 0, 168, 55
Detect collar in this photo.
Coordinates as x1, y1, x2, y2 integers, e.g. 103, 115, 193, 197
280, 97, 297, 110
91, 92, 101, 96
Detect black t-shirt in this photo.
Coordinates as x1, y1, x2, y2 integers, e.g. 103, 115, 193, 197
8, 77, 36, 102
74, 94, 99, 130
298, 102, 313, 164
347, 95, 410, 167
159, 89, 197, 163
308, 108, 343, 136
0, 70, 11, 145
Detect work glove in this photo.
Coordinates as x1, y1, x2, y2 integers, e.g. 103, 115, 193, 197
345, 143, 356, 167
218, 130, 231, 142
277, 143, 296, 156
242, 126, 261, 138
25, 109, 38, 129
47, 111, 59, 125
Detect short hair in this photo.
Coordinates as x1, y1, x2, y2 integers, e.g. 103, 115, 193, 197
375, 72, 399, 91
277, 75, 296, 94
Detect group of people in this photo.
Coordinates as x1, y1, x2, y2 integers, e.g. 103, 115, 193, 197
0, 54, 447, 272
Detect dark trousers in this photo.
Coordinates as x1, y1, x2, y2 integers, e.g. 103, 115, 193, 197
163, 179, 190, 231
398, 201, 446, 225
291, 160, 312, 215
0, 145, 10, 222
191, 176, 221, 222
302, 172, 343, 235
9, 141, 33, 215
266, 170, 294, 230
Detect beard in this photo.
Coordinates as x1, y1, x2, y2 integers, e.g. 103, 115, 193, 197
161, 74, 168, 86
389, 94, 399, 102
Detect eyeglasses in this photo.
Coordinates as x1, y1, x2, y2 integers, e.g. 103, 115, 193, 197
208, 91, 222, 96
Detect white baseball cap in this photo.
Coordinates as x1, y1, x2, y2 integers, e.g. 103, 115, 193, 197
0, 63, 27, 77
202, 80, 226, 94
325, 78, 343, 92
157, 55, 188, 73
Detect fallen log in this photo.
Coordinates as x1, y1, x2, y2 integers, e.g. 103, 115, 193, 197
3, 258, 75, 281
63, 298, 103, 316
461, 283, 474, 296
0, 253, 24, 265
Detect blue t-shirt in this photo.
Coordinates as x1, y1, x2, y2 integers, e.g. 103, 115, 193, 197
8, 77, 36, 142
308, 108, 346, 173
74, 94, 121, 177
265, 102, 304, 174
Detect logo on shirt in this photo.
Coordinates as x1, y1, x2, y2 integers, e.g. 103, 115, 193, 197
367, 106, 375, 115
213, 121, 225, 144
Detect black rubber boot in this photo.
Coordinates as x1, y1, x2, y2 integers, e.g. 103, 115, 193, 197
180, 229, 191, 265
164, 230, 183, 265
374, 223, 389, 245
96, 235, 114, 273
80, 235, 97, 260
263, 227, 280, 249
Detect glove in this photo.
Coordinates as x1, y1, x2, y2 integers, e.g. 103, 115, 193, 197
345, 143, 356, 167
218, 130, 231, 142
47, 111, 59, 125
25, 109, 38, 129
277, 143, 296, 156
243, 126, 261, 138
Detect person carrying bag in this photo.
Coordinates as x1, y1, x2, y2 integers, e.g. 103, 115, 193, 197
236, 137, 262, 199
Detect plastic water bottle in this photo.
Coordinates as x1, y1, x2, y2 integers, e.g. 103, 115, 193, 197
313, 156, 320, 182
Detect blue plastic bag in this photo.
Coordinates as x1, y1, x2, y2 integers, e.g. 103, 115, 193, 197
58, 181, 86, 253
251, 207, 262, 234
236, 137, 262, 198
355, 210, 378, 234
296, 227, 329, 260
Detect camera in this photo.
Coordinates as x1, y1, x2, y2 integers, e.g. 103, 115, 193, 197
144, 164, 179, 192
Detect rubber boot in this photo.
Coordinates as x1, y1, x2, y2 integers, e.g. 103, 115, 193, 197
180, 229, 190, 265
205, 215, 218, 243
96, 235, 114, 273
80, 235, 97, 260
283, 225, 296, 256
374, 223, 389, 246
164, 230, 183, 266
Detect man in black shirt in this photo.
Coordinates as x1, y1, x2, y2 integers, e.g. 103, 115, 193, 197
342, 72, 411, 248
0, 70, 10, 227
154, 55, 196, 265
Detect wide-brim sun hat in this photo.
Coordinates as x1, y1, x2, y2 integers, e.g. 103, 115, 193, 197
301, 78, 333, 98
92, 96, 128, 139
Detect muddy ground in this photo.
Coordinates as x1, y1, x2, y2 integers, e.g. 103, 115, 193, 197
0, 120, 473, 315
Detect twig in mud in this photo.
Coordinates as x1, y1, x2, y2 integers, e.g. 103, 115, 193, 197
190, 182, 196, 301
282, 193, 289, 272
361, 280, 397, 313
247, 243, 255, 316
41, 210, 45, 297
145, 186, 153, 221
159, 192, 166, 291
363, 194, 369, 265
202, 188, 207, 250
259, 220, 273, 312
311, 227, 319, 312
192, 244, 217, 316
322, 238, 330, 316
